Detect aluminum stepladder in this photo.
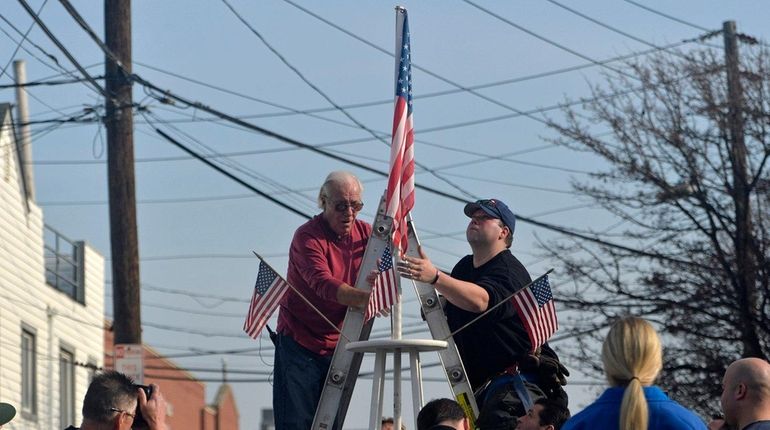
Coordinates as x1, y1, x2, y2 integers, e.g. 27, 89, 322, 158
311, 197, 479, 430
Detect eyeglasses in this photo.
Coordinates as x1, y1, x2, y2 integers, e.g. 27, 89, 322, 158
109, 407, 136, 420
332, 200, 364, 212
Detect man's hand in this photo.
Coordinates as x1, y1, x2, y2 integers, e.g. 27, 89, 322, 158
138, 383, 167, 430
365, 267, 391, 318
397, 246, 438, 284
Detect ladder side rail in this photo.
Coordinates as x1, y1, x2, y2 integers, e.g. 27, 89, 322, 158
404, 219, 480, 426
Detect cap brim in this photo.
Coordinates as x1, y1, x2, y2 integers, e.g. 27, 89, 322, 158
0, 403, 16, 425
464, 202, 500, 220
463, 202, 482, 217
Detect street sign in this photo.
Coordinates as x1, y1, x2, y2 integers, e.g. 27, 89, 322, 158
114, 343, 144, 384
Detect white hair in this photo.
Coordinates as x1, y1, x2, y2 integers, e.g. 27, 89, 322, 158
317, 171, 363, 208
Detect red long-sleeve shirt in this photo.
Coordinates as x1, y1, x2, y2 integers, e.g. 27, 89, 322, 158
277, 214, 371, 355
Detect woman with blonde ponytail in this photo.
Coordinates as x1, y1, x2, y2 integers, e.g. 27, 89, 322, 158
562, 317, 706, 430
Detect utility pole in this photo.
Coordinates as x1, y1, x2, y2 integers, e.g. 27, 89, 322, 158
723, 20, 761, 358
105, 0, 141, 345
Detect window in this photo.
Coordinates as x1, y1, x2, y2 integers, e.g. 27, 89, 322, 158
44, 224, 85, 304
21, 327, 36, 418
59, 348, 75, 428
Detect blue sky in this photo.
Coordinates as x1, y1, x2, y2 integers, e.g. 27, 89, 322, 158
2, 1, 770, 428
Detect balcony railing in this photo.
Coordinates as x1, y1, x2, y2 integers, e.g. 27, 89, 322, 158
43, 225, 85, 304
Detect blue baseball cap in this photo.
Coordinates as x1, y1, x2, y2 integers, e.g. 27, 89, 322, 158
463, 199, 516, 234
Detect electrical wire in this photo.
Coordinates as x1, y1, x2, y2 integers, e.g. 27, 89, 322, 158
220, 0, 478, 200
16, 0, 106, 101
544, 0, 697, 61
0, 75, 102, 90
620, 0, 710, 33
36, 0, 718, 280
0, 0, 49, 79
462, 0, 635, 79
137, 37, 691, 120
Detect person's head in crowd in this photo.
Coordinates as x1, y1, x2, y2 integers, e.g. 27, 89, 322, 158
516, 397, 570, 430
80, 371, 139, 429
79, 370, 166, 430
602, 316, 662, 430
317, 171, 364, 237
417, 398, 468, 430
463, 198, 516, 249
0, 401, 15, 428
720, 357, 770, 430
381, 416, 406, 430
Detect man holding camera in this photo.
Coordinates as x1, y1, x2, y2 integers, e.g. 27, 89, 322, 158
64, 371, 167, 430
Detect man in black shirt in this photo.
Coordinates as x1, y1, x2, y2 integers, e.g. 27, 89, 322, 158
398, 198, 568, 429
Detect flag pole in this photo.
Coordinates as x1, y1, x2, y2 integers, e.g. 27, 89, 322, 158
443, 269, 554, 340
251, 251, 349, 342
393, 8, 408, 430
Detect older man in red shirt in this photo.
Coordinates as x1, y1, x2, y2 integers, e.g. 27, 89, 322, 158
273, 170, 371, 429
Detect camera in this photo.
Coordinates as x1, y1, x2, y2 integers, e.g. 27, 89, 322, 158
133, 384, 153, 429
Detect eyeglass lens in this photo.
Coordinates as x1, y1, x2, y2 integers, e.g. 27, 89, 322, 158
334, 201, 363, 212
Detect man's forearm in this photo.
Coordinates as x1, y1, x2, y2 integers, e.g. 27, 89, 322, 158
433, 275, 489, 313
335, 283, 369, 308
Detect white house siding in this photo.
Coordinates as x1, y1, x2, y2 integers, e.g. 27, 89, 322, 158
0, 104, 105, 429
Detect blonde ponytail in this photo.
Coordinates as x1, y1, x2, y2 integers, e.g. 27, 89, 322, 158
601, 317, 662, 430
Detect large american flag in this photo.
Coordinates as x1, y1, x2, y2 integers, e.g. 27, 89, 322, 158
243, 260, 289, 339
364, 244, 399, 322
385, 8, 415, 255
511, 275, 558, 352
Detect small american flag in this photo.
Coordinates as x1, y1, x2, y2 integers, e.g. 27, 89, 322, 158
243, 260, 289, 339
385, 8, 415, 255
511, 275, 558, 352
364, 244, 400, 322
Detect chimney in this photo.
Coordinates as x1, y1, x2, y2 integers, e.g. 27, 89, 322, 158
13, 59, 35, 201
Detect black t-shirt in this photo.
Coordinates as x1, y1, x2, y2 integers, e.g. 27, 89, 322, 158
445, 250, 536, 390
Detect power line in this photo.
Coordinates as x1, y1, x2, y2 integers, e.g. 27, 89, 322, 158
0, 75, 102, 89
279, 0, 596, 133
152, 124, 313, 220
50, 0, 717, 268
0, 6, 78, 82
220, 0, 478, 200
546, 0, 706, 62
139, 79, 712, 268
142, 109, 318, 212
620, 0, 710, 33
137, 39, 690, 121
16, 0, 109, 101
0, 0, 49, 80
462, 0, 634, 79
438, 172, 576, 195
134, 61, 363, 131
